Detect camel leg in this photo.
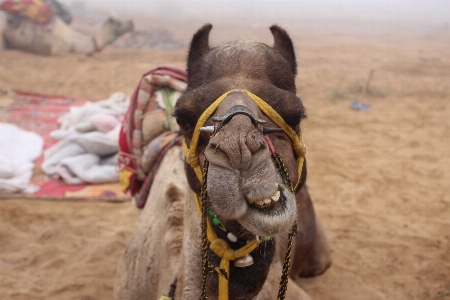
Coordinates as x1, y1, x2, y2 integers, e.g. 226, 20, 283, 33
286, 185, 331, 278
298, 217, 332, 277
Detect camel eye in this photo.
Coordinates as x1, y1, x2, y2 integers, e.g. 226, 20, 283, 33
268, 92, 305, 128
285, 112, 306, 127
174, 114, 185, 128
174, 112, 196, 131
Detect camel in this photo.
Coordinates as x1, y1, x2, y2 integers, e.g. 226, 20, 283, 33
0, 14, 134, 55
114, 24, 331, 300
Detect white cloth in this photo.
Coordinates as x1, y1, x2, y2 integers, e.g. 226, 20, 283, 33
57, 92, 129, 132
0, 123, 44, 193
41, 92, 128, 185
41, 126, 120, 185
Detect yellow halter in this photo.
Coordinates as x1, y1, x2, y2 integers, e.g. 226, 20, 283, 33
183, 89, 306, 189
181, 89, 306, 300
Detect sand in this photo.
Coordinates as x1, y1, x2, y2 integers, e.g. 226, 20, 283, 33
0, 18, 449, 300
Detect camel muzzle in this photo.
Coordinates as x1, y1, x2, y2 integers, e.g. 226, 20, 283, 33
182, 89, 306, 300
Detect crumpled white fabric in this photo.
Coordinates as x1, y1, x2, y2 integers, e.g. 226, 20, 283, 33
58, 92, 129, 132
41, 92, 128, 185
41, 129, 120, 184
0, 123, 44, 193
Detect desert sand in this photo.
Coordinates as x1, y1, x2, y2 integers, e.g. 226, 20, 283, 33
0, 15, 449, 300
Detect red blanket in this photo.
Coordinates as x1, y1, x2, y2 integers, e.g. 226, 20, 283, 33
4, 90, 129, 201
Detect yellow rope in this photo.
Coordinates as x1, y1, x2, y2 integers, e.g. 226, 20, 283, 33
182, 89, 306, 299
194, 194, 260, 300
244, 90, 305, 191
182, 89, 306, 190
183, 91, 232, 180
210, 238, 260, 300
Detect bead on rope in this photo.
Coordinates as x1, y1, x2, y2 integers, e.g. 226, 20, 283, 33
207, 209, 227, 232
227, 232, 237, 242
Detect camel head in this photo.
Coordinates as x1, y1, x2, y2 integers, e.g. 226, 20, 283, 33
102, 17, 134, 42
175, 24, 307, 240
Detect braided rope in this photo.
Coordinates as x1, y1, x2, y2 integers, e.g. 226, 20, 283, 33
275, 153, 297, 300
274, 154, 293, 193
276, 222, 298, 300
200, 159, 210, 300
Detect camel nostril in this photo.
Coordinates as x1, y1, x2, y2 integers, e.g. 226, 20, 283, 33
246, 130, 265, 154
208, 134, 226, 151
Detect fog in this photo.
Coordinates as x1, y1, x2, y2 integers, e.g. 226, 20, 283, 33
59, 0, 449, 34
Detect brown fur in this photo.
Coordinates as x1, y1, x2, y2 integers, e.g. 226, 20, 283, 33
115, 24, 331, 300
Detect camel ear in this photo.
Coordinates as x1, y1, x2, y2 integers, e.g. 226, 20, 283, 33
187, 23, 213, 73
270, 25, 297, 75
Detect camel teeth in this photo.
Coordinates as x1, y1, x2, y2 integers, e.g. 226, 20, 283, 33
263, 198, 272, 205
255, 199, 265, 207
271, 190, 280, 202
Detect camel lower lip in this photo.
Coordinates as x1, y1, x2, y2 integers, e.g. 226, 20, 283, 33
239, 186, 296, 236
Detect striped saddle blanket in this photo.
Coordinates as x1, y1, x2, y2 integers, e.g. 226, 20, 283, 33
118, 65, 187, 208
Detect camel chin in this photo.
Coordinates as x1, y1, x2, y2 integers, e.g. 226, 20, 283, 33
239, 183, 297, 237
206, 160, 297, 238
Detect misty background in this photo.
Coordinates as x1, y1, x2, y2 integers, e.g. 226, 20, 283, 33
57, 0, 449, 35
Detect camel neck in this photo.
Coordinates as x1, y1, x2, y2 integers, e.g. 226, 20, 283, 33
206, 221, 276, 299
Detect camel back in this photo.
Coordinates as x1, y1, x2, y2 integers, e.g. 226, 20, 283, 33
3, 17, 96, 55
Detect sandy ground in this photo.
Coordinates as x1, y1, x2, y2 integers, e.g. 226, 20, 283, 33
0, 17, 449, 300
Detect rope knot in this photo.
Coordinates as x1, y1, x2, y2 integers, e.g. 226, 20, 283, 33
210, 239, 236, 260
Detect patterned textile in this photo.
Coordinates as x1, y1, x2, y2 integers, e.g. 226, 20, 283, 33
3, 90, 129, 201
0, 0, 53, 24
118, 65, 187, 208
